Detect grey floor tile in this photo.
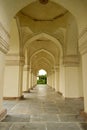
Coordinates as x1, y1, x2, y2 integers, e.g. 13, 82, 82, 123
2, 85, 85, 130
41, 114, 59, 122
79, 123, 87, 130
2, 115, 30, 122
0, 122, 12, 130
59, 114, 85, 122
30, 115, 42, 122
10, 123, 46, 130
30, 114, 59, 122
46, 123, 81, 130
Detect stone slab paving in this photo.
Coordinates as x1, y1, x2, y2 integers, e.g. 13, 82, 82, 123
1, 85, 87, 130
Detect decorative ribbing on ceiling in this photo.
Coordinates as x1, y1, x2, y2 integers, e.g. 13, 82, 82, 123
39, 0, 49, 4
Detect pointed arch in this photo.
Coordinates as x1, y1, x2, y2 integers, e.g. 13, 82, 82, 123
30, 48, 55, 64
24, 33, 63, 57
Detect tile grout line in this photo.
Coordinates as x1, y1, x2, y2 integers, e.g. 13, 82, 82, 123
57, 114, 61, 122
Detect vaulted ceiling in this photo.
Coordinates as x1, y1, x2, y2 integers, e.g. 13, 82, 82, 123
14, 0, 80, 75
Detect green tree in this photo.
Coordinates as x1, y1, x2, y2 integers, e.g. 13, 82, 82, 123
37, 75, 47, 84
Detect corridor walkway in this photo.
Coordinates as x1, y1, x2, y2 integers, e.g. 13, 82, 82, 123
1, 85, 87, 130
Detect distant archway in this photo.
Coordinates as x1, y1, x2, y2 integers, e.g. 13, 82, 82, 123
37, 69, 47, 84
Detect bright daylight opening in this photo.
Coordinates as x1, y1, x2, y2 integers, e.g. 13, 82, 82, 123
39, 69, 47, 75
37, 69, 47, 84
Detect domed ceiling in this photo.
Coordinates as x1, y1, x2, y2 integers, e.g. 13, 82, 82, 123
21, 1, 67, 21
16, 0, 69, 74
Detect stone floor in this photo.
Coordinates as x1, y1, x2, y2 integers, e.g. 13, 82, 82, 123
1, 85, 87, 130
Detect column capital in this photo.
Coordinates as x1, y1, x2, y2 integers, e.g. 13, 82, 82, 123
63, 55, 80, 67
23, 65, 30, 71
0, 22, 10, 54
54, 65, 59, 71
29, 68, 33, 73
51, 68, 55, 72
5, 53, 20, 66
19, 57, 25, 66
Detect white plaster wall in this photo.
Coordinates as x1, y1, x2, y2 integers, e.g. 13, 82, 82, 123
0, 0, 10, 31
82, 53, 87, 112
50, 74, 52, 87
79, 59, 83, 97
64, 66, 82, 98
66, 14, 78, 55
47, 75, 52, 87
23, 70, 27, 91
4, 66, 19, 97
52, 72, 55, 89
3, 17, 20, 98
0, 0, 87, 35
0, 0, 35, 31
55, 70, 59, 92
9, 19, 19, 54
59, 66, 65, 96
0, 52, 5, 110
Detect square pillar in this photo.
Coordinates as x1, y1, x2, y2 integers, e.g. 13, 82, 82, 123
64, 66, 82, 98
23, 65, 30, 92
79, 32, 87, 113
29, 68, 32, 90
4, 55, 24, 99
0, 24, 10, 120
51, 69, 55, 89
61, 55, 83, 98
54, 66, 59, 92
0, 51, 7, 120
82, 53, 87, 112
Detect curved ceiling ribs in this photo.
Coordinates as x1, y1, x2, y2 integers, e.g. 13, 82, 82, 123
16, 0, 79, 75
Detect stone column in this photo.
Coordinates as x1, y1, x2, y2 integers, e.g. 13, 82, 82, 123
47, 72, 52, 87
32, 73, 36, 88
23, 65, 30, 92
79, 31, 87, 112
26, 66, 30, 92
31, 72, 33, 89
81, 53, 87, 112
52, 69, 55, 90
59, 64, 65, 96
23, 65, 27, 92
54, 66, 59, 92
34, 74, 37, 87
0, 24, 9, 120
63, 55, 82, 98
0, 51, 7, 120
29, 68, 32, 90
18, 57, 24, 99
31, 72, 36, 89
47, 74, 50, 86
32, 74, 34, 87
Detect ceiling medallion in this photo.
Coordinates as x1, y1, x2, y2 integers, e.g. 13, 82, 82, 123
39, 0, 49, 4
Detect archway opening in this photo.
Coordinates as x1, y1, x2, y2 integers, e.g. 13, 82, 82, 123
37, 69, 47, 84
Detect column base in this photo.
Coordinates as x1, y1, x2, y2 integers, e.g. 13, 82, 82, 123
3, 96, 25, 100
33, 85, 37, 88
31, 87, 33, 90
52, 88, 55, 91
23, 89, 30, 93
19, 95, 25, 100
0, 108, 7, 121
28, 89, 31, 93
58, 91, 63, 96
80, 110, 87, 121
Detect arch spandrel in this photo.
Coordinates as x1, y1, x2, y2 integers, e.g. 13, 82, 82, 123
30, 49, 55, 64
0, 0, 87, 35
31, 57, 52, 67
23, 33, 63, 65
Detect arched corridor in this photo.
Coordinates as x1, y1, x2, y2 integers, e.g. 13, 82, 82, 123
0, 0, 87, 129
2, 85, 86, 130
